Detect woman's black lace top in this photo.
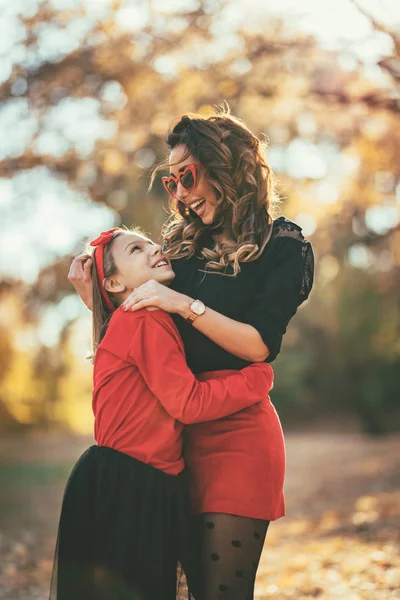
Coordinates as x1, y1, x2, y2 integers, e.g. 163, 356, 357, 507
170, 216, 314, 373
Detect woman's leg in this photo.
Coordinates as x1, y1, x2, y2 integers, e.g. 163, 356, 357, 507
196, 512, 270, 600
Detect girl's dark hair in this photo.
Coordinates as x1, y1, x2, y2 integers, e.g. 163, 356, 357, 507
150, 105, 280, 275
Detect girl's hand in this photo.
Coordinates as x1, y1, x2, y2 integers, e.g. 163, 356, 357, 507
68, 253, 94, 310
122, 280, 191, 316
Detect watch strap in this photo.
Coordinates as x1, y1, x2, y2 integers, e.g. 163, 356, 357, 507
185, 311, 200, 325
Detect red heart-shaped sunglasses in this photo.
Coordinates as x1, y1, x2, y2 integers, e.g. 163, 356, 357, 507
162, 163, 203, 199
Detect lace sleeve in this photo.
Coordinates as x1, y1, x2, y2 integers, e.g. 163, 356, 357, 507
244, 217, 315, 361
271, 217, 314, 304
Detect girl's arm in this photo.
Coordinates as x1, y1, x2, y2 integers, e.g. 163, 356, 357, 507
120, 311, 274, 425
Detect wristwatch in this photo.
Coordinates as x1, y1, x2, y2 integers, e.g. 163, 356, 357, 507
185, 299, 206, 325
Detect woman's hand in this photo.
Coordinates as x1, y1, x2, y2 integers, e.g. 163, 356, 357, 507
122, 280, 191, 316
68, 253, 94, 310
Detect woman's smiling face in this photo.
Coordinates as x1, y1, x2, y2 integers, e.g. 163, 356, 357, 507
169, 144, 218, 225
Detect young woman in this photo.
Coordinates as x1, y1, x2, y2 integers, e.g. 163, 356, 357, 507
52, 226, 274, 600
69, 108, 314, 599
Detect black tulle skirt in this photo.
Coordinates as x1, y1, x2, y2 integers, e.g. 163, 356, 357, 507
49, 445, 196, 600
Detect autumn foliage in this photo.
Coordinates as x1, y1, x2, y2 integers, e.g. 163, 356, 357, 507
0, 0, 399, 433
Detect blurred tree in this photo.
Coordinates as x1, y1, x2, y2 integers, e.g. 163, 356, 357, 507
0, 0, 399, 432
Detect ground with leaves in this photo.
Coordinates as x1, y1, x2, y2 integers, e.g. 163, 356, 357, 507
0, 431, 398, 600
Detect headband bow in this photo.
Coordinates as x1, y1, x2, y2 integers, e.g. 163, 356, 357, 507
90, 228, 121, 248
90, 228, 121, 311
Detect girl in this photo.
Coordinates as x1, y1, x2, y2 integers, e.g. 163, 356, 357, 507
69, 107, 314, 599
52, 226, 274, 600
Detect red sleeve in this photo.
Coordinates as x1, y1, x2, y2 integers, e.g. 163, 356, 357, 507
127, 311, 274, 425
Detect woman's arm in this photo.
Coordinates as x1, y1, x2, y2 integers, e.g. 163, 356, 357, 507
181, 303, 270, 362
68, 254, 265, 361
121, 282, 269, 363
122, 235, 314, 363
176, 297, 270, 362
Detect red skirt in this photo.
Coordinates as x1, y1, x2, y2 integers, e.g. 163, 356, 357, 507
184, 371, 286, 521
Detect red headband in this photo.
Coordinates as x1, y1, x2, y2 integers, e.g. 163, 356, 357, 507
90, 228, 121, 312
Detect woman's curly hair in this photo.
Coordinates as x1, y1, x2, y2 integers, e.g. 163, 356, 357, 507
150, 105, 280, 275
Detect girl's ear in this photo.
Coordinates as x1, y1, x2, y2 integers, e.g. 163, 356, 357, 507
103, 277, 126, 293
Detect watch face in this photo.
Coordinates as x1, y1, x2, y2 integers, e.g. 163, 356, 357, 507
191, 300, 205, 315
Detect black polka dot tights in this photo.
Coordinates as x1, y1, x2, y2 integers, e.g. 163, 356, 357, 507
187, 513, 270, 600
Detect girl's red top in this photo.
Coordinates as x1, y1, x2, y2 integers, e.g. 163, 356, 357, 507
93, 308, 274, 476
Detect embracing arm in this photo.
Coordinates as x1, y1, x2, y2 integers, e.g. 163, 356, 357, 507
124, 311, 274, 425
121, 284, 268, 362
122, 235, 314, 364
67, 253, 267, 360
182, 238, 313, 363
176, 303, 269, 363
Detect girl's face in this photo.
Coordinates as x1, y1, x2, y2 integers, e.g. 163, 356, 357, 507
104, 232, 175, 298
169, 144, 218, 225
